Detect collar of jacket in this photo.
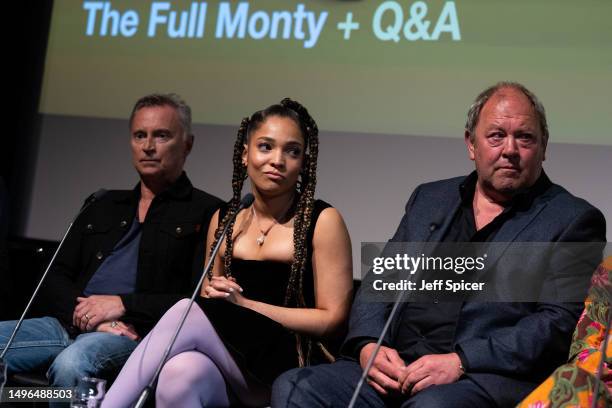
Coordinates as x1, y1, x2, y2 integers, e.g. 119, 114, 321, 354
459, 170, 552, 211
112, 171, 193, 204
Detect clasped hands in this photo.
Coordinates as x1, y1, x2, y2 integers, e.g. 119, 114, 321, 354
72, 295, 138, 340
203, 276, 245, 305
359, 343, 463, 397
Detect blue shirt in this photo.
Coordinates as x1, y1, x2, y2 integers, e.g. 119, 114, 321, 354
83, 217, 141, 296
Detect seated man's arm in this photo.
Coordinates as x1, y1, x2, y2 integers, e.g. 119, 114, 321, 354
458, 208, 606, 377
457, 302, 582, 375
118, 211, 212, 332
37, 206, 91, 329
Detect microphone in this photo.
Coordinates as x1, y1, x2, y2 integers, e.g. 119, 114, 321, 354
0, 189, 108, 360
134, 194, 253, 408
348, 214, 445, 408
238, 193, 254, 211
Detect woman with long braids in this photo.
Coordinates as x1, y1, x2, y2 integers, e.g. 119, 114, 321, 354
103, 98, 353, 407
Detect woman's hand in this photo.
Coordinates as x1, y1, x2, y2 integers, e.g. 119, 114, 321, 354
203, 276, 246, 306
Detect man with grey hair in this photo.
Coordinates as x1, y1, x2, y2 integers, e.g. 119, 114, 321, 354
0, 93, 222, 392
272, 82, 606, 407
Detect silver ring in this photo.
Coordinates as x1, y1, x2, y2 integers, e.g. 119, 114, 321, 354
84, 314, 90, 320
110, 321, 118, 328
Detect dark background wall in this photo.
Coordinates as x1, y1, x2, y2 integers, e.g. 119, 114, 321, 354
7, 2, 52, 234
2, 2, 53, 320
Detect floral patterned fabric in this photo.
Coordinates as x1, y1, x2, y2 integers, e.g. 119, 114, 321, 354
517, 257, 611, 408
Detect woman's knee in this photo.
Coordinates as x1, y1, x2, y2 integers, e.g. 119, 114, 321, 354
166, 298, 191, 315
156, 351, 229, 407
166, 299, 208, 324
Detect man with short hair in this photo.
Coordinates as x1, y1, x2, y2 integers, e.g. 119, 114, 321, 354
272, 82, 606, 407
0, 93, 222, 389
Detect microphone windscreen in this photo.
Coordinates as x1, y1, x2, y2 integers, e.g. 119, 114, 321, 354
239, 193, 255, 210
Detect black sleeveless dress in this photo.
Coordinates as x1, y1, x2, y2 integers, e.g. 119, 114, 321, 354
196, 200, 331, 385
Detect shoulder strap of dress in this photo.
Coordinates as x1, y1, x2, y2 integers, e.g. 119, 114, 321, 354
306, 199, 332, 254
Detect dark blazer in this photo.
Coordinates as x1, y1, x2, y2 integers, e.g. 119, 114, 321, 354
345, 173, 606, 406
36, 172, 222, 336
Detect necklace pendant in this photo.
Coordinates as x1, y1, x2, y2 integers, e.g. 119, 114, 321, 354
256, 234, 265, 246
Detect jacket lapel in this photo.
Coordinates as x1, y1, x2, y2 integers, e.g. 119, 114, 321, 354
428, 199, 461, 242
484, 198, 549, 268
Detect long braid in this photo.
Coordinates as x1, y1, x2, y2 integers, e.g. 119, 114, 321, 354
207, 117, 249, 279
280, 98, 320, 367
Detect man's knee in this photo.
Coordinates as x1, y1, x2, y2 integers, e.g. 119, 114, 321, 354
272, 368, 304, 406
272, 365, 350, 407
402, 390, 450, 408
48, 333, 136, 387
47, 345, 92, 387
401, 380, 495, 408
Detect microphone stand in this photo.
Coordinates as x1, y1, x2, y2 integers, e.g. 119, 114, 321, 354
348, 237, 437, 408
347, 289, 406, 408
134, 194, 254, 408
0, 189, 107, 361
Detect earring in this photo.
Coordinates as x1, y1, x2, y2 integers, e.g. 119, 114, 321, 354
296, 175, 303, 193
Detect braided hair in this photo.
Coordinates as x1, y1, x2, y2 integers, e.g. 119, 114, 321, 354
207, 98, 320, 367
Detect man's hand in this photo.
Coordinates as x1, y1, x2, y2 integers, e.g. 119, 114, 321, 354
73, 295, 126, 331
398, 353, 463, 395
96, 321, 140, 341
359, 343, 405, 396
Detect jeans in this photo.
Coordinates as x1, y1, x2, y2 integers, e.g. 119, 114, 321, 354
0, 317, 137, 388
